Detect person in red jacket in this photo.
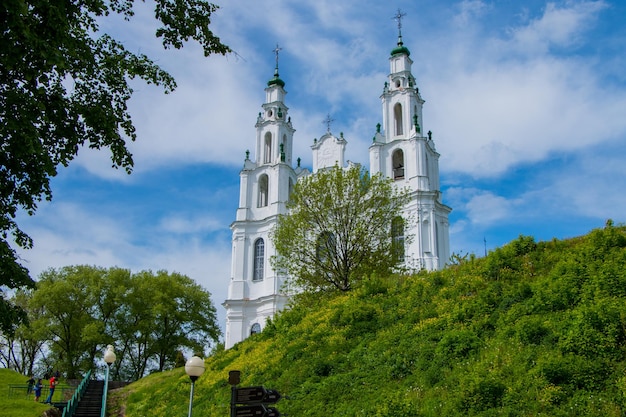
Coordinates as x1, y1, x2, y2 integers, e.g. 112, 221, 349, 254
44, 376, 57, 404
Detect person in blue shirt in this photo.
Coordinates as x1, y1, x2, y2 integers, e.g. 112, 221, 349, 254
34, 379, 43, 402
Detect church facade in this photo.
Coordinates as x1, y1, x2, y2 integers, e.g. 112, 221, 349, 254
222, 31, 451, 349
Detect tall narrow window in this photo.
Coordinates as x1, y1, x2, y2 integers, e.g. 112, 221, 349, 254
392, 149, 405, 180
288, 178, 294, 202
253, 238, 265, 281
394, 103, 403, 136
316, 231, 336, 267
264, 132, 272, 163
422, 220, 431, 253
435, 221, 441, 260
391, 216, 405, 263
250, 323, 261, 335
258, 174, 268, 207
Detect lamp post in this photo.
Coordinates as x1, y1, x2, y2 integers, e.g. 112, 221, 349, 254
185, 356, 205, 417
101, 345, 116, 417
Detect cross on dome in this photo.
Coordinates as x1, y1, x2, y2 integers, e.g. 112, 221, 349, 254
323, 113, 335, 133
273, 44, 282, 72
267, 43, 285, 87
393, 9, 407, 39
390, 9, 411, 56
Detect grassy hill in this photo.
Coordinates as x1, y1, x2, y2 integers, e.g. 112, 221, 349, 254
105, 224, 625, 416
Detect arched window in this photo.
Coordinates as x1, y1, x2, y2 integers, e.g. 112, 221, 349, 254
258, 174, 268, 207
392, 149, 405, 180
288, 178, 294, 202
253, 238, 265, 281
422, 220, 431, 253
391, 216, 405, 263
250, 323, 261, 335
316, 231, 336, 267
264, 132, 272, 163
394, 103, 403, 136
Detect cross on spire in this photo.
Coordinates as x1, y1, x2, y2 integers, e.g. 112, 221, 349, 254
393, 9, 406, 34
323, 113, 334, 133
272, 43, 282, 74
393, 9, 407, 43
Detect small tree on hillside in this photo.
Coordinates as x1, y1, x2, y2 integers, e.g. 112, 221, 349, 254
271, 165, 412, 292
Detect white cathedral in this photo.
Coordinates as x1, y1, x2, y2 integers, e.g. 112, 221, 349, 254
223, 23, 452, 349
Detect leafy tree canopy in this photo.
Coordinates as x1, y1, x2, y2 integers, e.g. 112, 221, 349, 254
4, 265, 220, 380
271, 165, 411, 292
0, 240, 31, 334
0, 0, 230, 334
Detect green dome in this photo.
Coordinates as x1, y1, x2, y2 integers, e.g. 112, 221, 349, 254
391, 42, 410, 57
391, 35, 410, 57
267, 67, 285, 88
267, 76, 285, 88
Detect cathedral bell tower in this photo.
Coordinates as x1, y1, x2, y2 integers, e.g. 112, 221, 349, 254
369, 11, 451, 270
222, 13, 452, 349
223, 46, 308, 349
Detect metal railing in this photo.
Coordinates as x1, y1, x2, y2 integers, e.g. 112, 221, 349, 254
62, 370, 92, 417
7, 384, 73, 400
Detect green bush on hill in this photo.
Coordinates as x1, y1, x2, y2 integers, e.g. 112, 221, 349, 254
109, 223, 626, 417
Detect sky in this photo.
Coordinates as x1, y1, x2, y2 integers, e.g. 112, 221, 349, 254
13, 0, 626, 339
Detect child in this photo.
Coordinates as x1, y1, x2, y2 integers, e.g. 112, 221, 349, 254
34, 379, 42, 402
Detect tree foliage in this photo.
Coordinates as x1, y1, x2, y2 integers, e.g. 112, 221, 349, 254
114, 270, 220, 380
0, 240, 33, 334
0, 288, 46, 375
271, 165, 411, 292
1, 266, 220, 380
0, 0, 230, 335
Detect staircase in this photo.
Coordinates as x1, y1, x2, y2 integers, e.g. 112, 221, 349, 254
72, 380, 104, 417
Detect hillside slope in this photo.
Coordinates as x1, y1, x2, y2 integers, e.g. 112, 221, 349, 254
110, 223, 626, 416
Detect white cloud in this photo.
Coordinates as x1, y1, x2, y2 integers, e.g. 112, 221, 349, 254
158, 214, 224, 234
450, 188, 517, 226
417, 0, 626, 178
454, 0, 489, 27
510, 1, 607, 54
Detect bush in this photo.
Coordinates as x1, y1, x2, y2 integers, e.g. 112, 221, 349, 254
436, 329, 481, 360
463, 378, 507, 412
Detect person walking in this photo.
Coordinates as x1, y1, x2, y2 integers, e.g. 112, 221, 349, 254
26, 376, 35, 395
34, 379, 43, 402
44, 375, 57, 404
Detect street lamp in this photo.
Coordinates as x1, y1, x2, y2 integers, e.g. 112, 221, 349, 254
185, 356, 205, 417
101, 345, 116, 417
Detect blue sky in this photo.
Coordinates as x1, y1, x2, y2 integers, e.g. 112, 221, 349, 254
14, 0, 626, 337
